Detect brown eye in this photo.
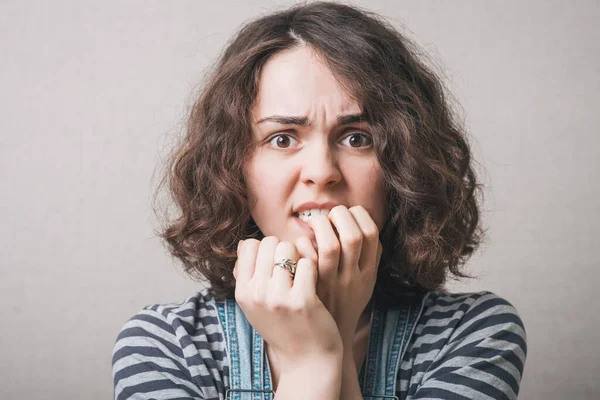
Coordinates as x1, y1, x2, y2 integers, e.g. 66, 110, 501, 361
268, 134, 298, 149
342, 133, 373, 148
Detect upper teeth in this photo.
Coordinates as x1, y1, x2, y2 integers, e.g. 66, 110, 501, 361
296, 208, 330, 222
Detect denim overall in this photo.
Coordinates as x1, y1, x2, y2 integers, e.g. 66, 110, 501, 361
215, 291, 425, 400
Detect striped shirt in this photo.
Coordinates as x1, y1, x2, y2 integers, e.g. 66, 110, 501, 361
112, 288, 527, 399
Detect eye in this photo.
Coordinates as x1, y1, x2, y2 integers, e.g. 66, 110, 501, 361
341, 133, 373, 148
268, 134, 299, 149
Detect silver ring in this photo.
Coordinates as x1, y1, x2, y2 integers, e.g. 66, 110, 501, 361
274, 258, 297, 279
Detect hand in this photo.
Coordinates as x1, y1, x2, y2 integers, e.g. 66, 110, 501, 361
233, 237, 343, 370
297, 205, 382, 345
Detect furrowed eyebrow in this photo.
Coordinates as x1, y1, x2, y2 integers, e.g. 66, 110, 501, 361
255, 113, 367, 126
256, 115, 310, 126
337, 113, 366, 125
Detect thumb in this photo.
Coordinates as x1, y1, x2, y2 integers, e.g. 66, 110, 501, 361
233, 240, 245, 279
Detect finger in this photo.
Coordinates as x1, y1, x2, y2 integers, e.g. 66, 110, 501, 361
292, 258, 318, 297
233, 240, 245, 280
307, 215, 340, 279
295, 236, 318, 265
327, 206, 363, 273
236, 239, 258, 282
253, 236, 280, 285
272, 241, 299, 292
348, 206, 380, 271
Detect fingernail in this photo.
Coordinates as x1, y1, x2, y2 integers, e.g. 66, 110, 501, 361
237, 240, 244, 252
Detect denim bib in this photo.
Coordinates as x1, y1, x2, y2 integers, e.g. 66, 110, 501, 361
216, 292, 425, 400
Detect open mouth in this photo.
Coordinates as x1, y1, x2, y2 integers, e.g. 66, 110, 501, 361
292, 212, 308, 224
292, 210, 331, 223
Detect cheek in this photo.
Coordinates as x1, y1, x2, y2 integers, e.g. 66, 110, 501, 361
252, 169, 285, 195
246, 159, 290, 210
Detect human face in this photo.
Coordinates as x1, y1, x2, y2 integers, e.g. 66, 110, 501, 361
245, 46, 387, 246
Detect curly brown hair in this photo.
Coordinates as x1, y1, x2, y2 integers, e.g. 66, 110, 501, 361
155, 1, 485, 305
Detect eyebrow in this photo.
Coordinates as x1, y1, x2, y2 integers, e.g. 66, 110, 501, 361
255, 113, 368, 126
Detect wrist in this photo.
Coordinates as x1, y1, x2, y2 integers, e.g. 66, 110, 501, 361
339, 356, 363, 400
341, 333, 357, 357
342, 349, 358, 373
276, 356, 343, 399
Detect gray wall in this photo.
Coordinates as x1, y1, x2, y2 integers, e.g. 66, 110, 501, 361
1, 0, 598, 398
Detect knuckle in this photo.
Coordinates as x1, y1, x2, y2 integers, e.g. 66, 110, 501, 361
319, 264, 335, 275
330, 204, 346, 213
265, 296, 285, 312
290, 302, 306, 314
299, 257, 317, 273
338, 273, 351, 285
342, 233, 363, 246
277, 240, 294, 252
350, 204, 367, 214
320, 241, 340, 257
295, 236, 311, 246
297, 240, 318, 261
298, 257, 316, 269
244, 238, 260, 248
296, 257, 309, 269
288, 296, 309, 313
328, 206, 338, 216
263, 236, 280, 245
363, 224, 379, 239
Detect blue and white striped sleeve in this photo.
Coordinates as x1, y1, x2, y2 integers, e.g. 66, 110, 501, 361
410, 292, 527, 400
111, 301, 225, 400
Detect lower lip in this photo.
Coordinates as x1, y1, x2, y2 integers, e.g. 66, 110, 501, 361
293, 214, 313, 234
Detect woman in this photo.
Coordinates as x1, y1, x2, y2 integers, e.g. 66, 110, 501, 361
112, 2, 527, 399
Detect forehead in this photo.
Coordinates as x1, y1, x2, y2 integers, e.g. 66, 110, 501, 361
252, 46, 361, 119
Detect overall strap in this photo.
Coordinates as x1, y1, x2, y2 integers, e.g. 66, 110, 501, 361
217, 293, 425, 400
216, 298, 274, 400
358, 292, 426, 400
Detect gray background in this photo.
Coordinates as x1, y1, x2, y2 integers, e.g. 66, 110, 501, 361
1, 0, 598, 399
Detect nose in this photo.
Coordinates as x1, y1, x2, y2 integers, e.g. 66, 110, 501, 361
299, 140, 342, 188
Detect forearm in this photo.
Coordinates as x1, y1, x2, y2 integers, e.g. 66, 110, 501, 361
274, 356, 343, 400
339, 349, 364, 400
